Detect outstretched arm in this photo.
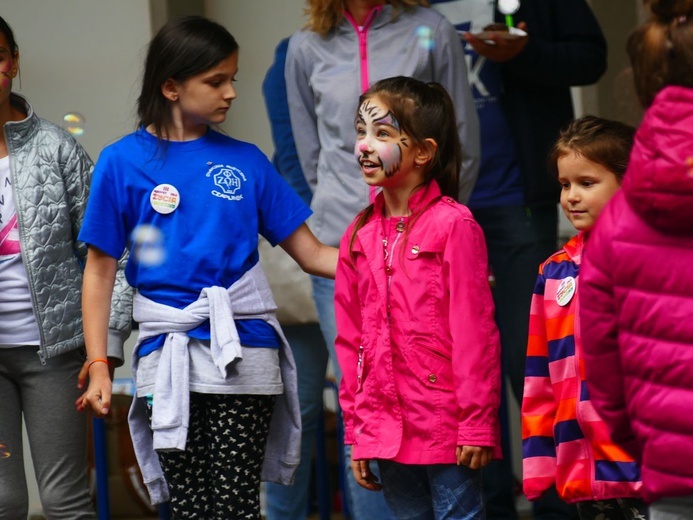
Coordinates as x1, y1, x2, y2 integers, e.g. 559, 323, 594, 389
77, 246, 118, 417
285, 33, 320, 192
280, 223, 338, 279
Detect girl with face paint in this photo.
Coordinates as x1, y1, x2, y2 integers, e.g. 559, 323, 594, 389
334, 76, 502, 519
0, 15, 133, 520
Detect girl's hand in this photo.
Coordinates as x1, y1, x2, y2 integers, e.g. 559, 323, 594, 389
456, 445, 493, 469
77, 356, 116, 390
75, 362, 112, 417
351, 458, 383, 492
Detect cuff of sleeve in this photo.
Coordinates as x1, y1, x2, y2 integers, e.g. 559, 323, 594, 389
106, 328, 129, 367
457, 426, 498, 447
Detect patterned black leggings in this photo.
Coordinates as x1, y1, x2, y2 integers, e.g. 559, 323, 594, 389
576, 497, 649, 520
146, 393, 275, 519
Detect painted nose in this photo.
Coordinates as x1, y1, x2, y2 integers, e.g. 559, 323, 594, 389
354, 138, 373, 158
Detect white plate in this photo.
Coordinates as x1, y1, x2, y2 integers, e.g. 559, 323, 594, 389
470, 27, 527, 40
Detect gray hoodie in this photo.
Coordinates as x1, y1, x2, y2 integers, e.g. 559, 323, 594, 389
286, 4, 480, 246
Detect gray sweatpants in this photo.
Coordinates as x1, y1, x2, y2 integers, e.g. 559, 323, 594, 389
0, 345, 95, 519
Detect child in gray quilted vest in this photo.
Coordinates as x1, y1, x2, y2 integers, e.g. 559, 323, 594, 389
0, 14, 132, 520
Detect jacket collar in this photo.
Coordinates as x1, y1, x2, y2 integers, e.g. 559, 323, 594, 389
4, 93, 39, 149
562, 232, 585, 264
371, 180, 443, 220
339, 4, 392, 34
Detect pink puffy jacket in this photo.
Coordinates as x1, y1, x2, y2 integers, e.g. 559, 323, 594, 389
334, 181, 501, 465
580, 86, 693, 504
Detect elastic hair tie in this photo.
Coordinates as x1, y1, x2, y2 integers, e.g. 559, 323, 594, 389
88, 358, 109, 368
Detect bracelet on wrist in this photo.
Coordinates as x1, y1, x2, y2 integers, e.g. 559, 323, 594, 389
88, 358, 109, 369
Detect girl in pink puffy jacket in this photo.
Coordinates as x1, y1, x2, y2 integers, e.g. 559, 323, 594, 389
580, 1, 693, 519
334, 76, 501, 519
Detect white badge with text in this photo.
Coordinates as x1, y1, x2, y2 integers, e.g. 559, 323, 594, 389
150, 184, 180, 215
556, 276, 576, 307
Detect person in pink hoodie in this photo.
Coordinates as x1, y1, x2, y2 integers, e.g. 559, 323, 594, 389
334, 76, 501, 519
580, 1, 693, 519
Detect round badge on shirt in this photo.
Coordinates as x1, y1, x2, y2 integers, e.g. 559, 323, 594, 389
150, 184, 180, 215
556, 276, 576, 307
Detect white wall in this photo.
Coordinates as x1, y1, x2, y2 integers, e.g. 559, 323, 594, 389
3, 0, 151, 160
2, 2, 151, 515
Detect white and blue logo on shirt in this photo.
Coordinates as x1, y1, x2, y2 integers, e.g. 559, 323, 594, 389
206, 163, 247, 201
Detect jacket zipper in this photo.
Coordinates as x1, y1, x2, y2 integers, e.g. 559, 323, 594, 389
573, 284, 595, 495
344, 6, 381, 94
3, 125, 47, 364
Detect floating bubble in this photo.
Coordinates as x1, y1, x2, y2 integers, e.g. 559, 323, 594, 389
62, 112, 85, 136
130, 224, 166, 267
416, 26, 435, 51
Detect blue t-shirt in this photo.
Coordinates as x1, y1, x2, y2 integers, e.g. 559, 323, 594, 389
431, 0, 524, 209
79, 128, 312, 354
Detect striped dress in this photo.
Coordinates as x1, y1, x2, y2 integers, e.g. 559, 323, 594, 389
521, 233, 642, 503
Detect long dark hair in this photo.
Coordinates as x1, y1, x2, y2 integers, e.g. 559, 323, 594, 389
349, 76, 462, 254
0, 16, 18, 56
137, 16, 239, 141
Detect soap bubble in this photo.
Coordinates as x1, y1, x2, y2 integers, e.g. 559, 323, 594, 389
416, 26, 435, 50
130, 224, 166, 267
62, 112, 85, 136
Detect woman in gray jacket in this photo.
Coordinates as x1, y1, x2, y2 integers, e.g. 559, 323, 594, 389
0, 16, 131, 519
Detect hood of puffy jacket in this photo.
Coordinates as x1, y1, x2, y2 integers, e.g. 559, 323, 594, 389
623, 86, 693, 234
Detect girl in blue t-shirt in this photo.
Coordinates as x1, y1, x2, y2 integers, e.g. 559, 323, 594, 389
77, 16, 337, 518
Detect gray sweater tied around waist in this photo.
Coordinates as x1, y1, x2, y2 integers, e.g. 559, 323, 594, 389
127, 262, 301, 505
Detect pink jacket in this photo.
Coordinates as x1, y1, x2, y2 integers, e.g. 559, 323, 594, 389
334, 181, 501, 464
581, 86, 693, 503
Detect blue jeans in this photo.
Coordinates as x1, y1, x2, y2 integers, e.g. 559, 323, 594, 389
378, 460, 484, 520
265, 324, 329, 520
311, 275, 396, 520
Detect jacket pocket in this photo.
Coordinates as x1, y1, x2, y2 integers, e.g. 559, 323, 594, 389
356, 344, 365, 391
404, 336, 453, 391
404, 236, 444, 262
